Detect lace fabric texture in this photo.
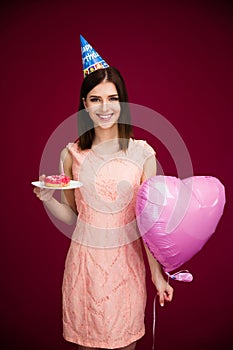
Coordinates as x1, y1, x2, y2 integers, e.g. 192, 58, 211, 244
62, 139, 155, 348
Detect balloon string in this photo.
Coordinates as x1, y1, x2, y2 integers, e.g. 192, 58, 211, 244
152, 273, 190, 349
165, 269, 190, 280
152, 294, 156, 350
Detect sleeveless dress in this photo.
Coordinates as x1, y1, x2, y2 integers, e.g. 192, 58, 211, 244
62, 139, 155, 349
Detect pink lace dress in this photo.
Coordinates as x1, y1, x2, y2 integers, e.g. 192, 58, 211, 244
62, 139, 155, 348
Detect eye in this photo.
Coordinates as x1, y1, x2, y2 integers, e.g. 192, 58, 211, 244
90, 97, 100, 103
109, 96, 119, 102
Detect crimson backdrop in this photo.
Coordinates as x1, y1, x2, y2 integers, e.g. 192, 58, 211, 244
1, 1, 232, 349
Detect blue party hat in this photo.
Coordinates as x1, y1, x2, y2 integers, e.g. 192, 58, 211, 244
80, 35, 109, 77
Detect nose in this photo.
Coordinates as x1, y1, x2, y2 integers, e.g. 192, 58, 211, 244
101, 99, 109, 113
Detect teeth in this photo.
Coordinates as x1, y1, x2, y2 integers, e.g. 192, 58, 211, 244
98, 114, 112, 119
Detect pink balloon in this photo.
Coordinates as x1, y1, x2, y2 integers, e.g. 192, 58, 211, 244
136, 176, 225, 282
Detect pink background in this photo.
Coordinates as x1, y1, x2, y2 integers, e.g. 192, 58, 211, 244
1, 1, 232, 349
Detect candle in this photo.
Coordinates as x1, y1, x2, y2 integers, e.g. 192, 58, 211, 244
60, 159, 64, 175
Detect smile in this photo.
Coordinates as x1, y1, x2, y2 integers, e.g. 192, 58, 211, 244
96, 114, 113, 120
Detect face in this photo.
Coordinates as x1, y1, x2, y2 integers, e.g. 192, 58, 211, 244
83, 81, 121, 130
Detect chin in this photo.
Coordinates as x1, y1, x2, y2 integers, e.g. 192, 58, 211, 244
97, 121, 118, 130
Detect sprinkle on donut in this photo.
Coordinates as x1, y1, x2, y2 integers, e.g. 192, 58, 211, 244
44, 174, 70, 187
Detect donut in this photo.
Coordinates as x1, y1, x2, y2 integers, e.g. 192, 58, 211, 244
44, 174, 70, 187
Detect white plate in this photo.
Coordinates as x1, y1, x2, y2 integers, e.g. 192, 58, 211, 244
31, 180, 83, 190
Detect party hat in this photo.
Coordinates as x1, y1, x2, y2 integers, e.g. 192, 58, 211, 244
80, 35, 109, 77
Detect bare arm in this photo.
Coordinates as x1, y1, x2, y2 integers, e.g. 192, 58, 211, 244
33, 147, 77, 225
60, 147, 77, 215
141, 153, 174, 306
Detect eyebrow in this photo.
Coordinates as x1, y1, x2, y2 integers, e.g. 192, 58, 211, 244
89, 94, 119, 98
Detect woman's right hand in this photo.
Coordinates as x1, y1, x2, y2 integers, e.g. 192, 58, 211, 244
33, 175, 55, 202
33, 173, 76, 225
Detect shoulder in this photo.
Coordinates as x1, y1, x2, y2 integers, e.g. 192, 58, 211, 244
61, 142, 78, 162
131, 139, 156, 158
66, 142, 78, 153
63, 142, 82, 159
62, 142, 91, 169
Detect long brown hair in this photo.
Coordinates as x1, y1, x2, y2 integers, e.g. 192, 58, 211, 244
77, 66, 134, 150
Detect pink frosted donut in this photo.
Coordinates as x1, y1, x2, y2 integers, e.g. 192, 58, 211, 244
44, 174, 70, 187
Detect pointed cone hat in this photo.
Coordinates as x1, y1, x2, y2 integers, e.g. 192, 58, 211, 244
80, 35, 109, 77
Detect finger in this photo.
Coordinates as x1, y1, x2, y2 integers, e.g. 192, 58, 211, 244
164, 287, 174, 302
39, 174, 46, 181
164, 293, 172, 302
34, 190, 41, 200
40, 188, 55, 201
157, 292, 164, 307
33, 188, 40, 196
40, 188, 49, 200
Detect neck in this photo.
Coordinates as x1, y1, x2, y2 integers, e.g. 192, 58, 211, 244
93, 125, 119, 145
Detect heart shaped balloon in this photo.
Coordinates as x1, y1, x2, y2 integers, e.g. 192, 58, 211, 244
136, 176, 226, 282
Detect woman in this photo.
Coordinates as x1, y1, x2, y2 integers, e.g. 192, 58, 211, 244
34, 66, 173, 350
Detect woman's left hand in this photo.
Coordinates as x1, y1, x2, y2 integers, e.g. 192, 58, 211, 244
153, 275, 174, 307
